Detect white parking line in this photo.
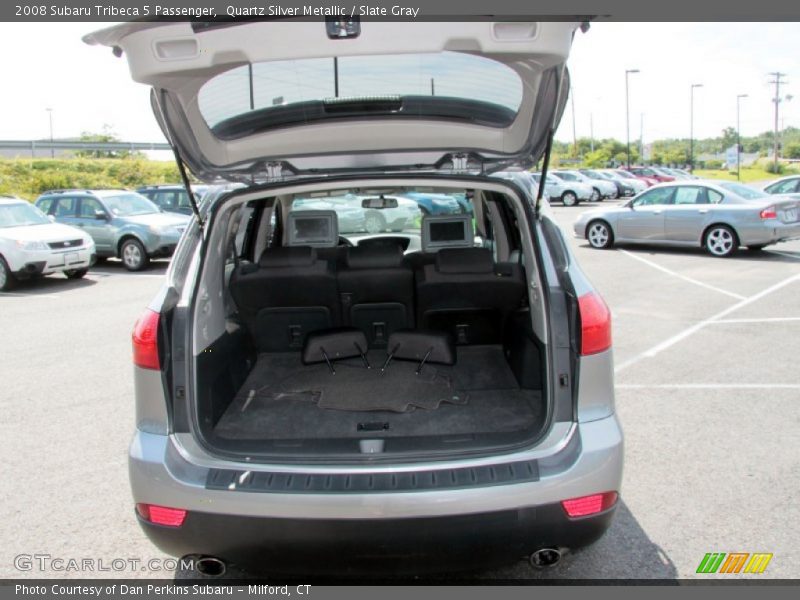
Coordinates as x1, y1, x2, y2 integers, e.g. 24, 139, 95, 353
711, 317, 800, 324
614, 272, 800, 374
619, 249, 745, 300
618, 383, 800, 390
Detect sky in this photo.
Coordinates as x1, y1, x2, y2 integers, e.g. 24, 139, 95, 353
0, 21, 797, 157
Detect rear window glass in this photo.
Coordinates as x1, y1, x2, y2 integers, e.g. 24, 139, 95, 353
198, 52, 523, 136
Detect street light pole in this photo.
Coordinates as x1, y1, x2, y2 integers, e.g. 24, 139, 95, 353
736, 94, 748, 181
46, 108, 54, 158
689, 83, 703, 173
625, 69, 639, 168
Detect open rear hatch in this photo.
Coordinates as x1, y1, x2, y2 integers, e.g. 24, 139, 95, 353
85, 20, 576, 181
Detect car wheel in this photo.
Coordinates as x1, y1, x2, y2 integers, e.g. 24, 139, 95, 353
561, 191, 579, 207
0, 256, 16, 291
746, 245, 766, 252
120, 238, 150, 271
64, 269, 88, 280
364, 212, 386, 234
591, 188, 602, 202
704, 225, 738, 258
587, 220, 614, 249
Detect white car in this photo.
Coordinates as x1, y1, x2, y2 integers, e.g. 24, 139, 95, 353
0, 196, 95, 291
530, 172, 595, 206
554, 170, 618, 200
546, 171, 599, 204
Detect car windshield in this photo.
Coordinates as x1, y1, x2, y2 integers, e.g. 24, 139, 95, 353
717, 182, 768, 200
582, 170, 601, 178
0, 202, 50, 228
200, 52, 523, 136
103, 193, 160, 217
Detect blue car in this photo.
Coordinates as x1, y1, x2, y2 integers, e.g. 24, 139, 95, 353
403, 192, 472, 215
35, 189, 190, 271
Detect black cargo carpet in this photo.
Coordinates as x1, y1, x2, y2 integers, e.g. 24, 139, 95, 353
214, 345, 541, 440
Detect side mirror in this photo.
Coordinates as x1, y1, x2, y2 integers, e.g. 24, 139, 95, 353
627, 201, 636, 209
95, 210, 108, 220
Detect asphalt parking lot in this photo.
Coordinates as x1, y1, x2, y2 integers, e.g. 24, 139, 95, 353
1, 199, 799, 580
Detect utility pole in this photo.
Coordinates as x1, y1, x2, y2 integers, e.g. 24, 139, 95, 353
768, 72, 787, 172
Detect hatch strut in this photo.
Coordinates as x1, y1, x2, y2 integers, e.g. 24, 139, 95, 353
536, 128, 556, 215
171, 145, 204, 230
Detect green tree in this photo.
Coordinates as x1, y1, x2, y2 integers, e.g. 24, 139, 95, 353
74, 125, 144, 159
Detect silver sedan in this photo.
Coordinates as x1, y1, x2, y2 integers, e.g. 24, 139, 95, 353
573, 180, 800, 257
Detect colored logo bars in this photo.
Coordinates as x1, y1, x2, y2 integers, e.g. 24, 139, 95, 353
696, 552, 773, 574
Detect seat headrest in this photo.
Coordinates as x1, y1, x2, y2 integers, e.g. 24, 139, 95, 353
435, 248, 494, 274
259, 246, 317, 268
345, 244, 404, 269
286, 210, 339, 248
421, 214, 474, 253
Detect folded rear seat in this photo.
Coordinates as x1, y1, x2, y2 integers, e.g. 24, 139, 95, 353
230, 209, 343, 351
415, 247, 526, 345
337, 243, 414, 347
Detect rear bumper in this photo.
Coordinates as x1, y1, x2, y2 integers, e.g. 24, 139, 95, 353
128, 415, 623, 569
737, 221, 800, 246
137, 502, 617, 574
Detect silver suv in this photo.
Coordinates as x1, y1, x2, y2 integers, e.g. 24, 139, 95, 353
35, 189, 190, 271
89, 20, 622, 575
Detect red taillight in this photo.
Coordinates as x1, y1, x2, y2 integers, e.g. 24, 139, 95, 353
136, 503, 186, 527
132, 309, 160, 370
760, 206, 777, 220
578, 292, 612, 356
562, 492, 618, 518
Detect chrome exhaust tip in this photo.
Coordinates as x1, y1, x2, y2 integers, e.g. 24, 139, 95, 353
195, 556, 227, 578
529, 547, 562, 569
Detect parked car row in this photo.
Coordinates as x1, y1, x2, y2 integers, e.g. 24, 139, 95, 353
0, 184, 474, 289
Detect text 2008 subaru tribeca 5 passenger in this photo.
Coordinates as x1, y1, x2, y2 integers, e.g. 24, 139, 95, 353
87, 20, 622, 575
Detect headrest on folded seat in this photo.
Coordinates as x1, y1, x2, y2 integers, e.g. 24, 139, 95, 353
435, 247, 494, 274
345, 244, 404, 269
259, 246, 317, 268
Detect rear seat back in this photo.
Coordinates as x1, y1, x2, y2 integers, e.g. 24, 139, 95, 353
415, 247, 525, 345
230, 210, 341, 351
338, 243, 413, 347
